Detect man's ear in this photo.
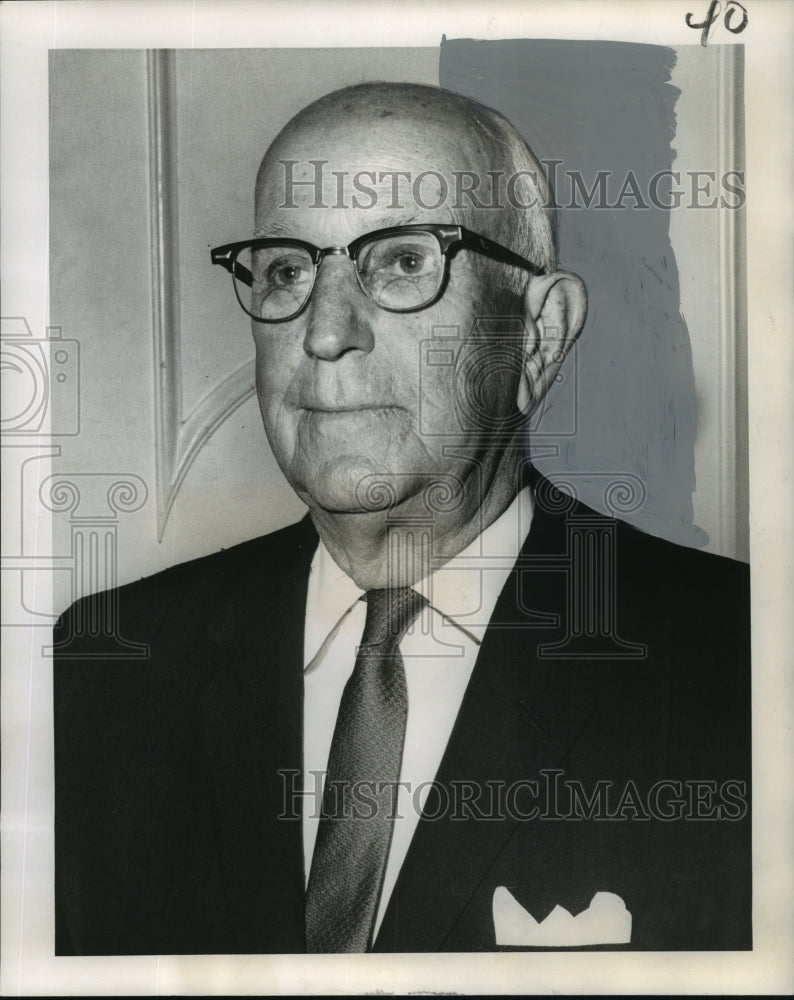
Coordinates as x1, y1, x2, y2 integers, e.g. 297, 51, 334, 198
516, 271, 588, 415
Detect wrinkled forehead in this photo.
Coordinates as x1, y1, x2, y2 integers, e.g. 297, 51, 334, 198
253, 107, 498, 241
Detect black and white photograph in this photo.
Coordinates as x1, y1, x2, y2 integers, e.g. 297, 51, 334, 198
1, 1, 792, 995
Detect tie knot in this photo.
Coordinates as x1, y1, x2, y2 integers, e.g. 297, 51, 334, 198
360, 588, 428, 651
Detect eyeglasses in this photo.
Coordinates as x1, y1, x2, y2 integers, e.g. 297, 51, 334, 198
210, 224, 545, 323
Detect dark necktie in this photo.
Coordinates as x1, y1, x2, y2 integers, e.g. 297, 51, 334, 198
305, 587, 428, 953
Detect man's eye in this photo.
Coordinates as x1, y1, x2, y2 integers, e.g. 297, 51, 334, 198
374, 246, 435, 278
395, 252, 424, 274
268, 261, 308, 286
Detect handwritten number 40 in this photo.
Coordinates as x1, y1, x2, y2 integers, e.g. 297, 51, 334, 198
686, 0, 749, 47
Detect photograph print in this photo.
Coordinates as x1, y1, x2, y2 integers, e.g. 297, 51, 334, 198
43, 32, 753, 958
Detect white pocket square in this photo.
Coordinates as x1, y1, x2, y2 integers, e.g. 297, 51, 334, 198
492, 887, 632, 946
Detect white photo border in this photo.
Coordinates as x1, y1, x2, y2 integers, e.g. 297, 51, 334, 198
1, 1, 792, 995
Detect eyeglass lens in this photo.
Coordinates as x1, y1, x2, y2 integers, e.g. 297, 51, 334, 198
233, 231, 445, 320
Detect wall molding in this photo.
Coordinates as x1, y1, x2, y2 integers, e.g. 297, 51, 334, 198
146, 50, 256, 541
716, 43, 748, 561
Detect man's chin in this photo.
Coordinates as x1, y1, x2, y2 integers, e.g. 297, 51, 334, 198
292, 457, 407, 514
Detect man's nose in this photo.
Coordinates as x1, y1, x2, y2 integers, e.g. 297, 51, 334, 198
302, 257, 375, 361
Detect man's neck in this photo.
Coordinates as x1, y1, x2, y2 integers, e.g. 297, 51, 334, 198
307, 451, 524, 591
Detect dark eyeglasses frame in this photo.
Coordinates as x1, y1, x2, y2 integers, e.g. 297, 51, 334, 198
210, 224, 545, 323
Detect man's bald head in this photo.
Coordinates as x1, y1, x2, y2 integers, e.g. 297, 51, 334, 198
255, 82, 556, 290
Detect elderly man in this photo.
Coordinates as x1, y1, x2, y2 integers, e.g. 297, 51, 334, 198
55, 83, 750, 955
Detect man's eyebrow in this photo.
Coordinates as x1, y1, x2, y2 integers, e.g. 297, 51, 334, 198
253, 220, 294, 238
369, 212, 424, 228
253, 213, 430, 241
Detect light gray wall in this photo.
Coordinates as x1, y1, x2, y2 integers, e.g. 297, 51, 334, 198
49, 45, 748, 614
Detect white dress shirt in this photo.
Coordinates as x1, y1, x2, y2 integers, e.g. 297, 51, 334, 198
302, 486, 533, 935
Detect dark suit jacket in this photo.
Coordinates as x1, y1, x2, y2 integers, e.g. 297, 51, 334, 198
54, 479, 751, 954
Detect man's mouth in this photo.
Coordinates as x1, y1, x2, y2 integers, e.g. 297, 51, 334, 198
299, 404, 400, 414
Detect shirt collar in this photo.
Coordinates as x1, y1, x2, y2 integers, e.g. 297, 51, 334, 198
413, 485, 533, 643
305, 486, 533, 662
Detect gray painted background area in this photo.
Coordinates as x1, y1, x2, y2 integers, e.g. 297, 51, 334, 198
48, 43, 748, 609
441, 38, 745, 550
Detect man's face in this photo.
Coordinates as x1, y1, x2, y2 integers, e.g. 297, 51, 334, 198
252, 107, 524, 514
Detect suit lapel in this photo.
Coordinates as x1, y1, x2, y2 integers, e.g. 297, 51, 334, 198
200, 516, 318, 953
374, 482, 602, 952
